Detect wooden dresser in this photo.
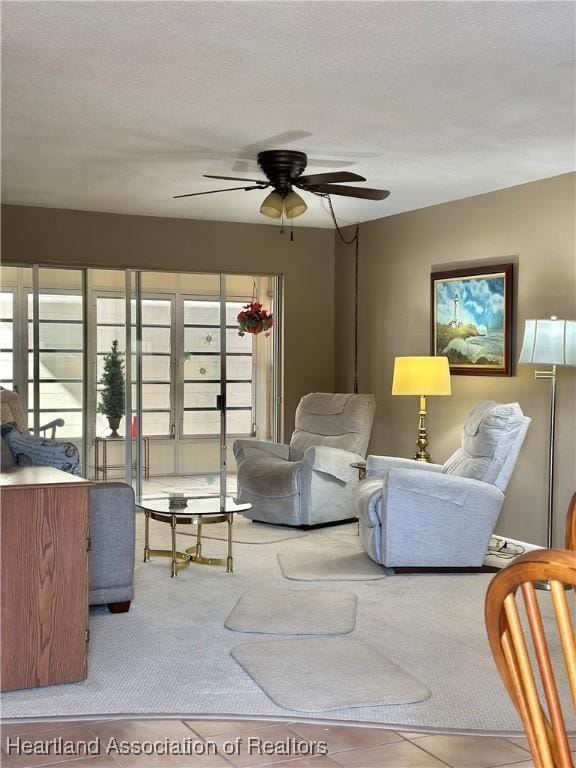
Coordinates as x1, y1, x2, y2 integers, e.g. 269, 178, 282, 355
0, 466, 92, 691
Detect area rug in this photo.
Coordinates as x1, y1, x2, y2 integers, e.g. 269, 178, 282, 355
2, 516, 575, 736
231, 637, 430, 711
224, 589, 357, 635
278, 550, 387, 581
189, 516, 307, 544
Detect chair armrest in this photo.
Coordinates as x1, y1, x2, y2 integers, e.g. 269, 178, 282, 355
388, 468, 503, 507
39, 418, 65, 439
383, 469, 505, 568
355, 477, 386, 527
89, 482, 135, 591
303, 446, 365, 483
367, 455, 443, 477
233, 438, 290, 465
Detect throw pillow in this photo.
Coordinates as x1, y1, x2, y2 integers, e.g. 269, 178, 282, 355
1, 424, 81, 475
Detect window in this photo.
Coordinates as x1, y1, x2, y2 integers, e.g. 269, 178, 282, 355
0, 291, 14, 389
182, 300, 253, 436
27, 293, 84, 438
96, 297, 173, 437
95, 296, 255, 438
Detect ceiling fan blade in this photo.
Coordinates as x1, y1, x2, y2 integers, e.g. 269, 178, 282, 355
204, 174, 269, 185
298, 171, 366, 185
173, 185, 266, 199
307, 184, 390, 200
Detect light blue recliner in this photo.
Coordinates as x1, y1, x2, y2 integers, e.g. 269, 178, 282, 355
356, 401, 531, 568
234, 393, 376, 527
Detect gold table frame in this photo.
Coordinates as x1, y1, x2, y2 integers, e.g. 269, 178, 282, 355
139, 498, 251, 577
143, 509, 234, 577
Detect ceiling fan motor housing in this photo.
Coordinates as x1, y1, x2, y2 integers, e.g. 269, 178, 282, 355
257, 150, 307, 194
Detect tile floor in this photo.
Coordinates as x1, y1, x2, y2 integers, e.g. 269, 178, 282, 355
0, 718, 547, 768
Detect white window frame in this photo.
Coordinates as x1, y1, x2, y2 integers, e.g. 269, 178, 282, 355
25, 286, 85, 439
178, 293, 256, 440
94, 291, 176, 439
0, 286, 17, 390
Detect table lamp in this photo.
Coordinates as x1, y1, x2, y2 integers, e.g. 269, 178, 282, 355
518, 316, 576, 548
392, 356, 452, 462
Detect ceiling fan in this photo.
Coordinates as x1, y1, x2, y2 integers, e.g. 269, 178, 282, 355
173, 149, 390, 219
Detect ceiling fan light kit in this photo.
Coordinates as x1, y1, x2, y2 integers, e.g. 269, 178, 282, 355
259, 191, 284, 219
174, 149, 390, 224
283, 190, 307, 220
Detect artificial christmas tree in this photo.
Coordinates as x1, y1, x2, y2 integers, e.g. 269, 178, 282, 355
97, 339, 126, 437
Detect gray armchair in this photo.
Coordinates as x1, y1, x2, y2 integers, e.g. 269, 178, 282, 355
356, 400, 531, 568
234, 393, 376, 527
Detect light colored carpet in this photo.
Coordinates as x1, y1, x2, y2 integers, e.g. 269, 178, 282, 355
224, 589, 357, 635
2, 517, 574, 735
278, 550, 387, 580
192, 516, 307, 544
232, 637, 430, 712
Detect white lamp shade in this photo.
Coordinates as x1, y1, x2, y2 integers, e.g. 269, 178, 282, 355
518, 318, 576, 366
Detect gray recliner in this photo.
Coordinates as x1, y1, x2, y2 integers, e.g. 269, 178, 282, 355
356, 400, 531, 568
234, 393, 376, 527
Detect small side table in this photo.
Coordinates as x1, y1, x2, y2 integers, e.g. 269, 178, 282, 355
94, 436, 150, 481
350, 461, 367, 480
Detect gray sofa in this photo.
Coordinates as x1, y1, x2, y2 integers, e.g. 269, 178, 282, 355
355, 400, 531, 569
89, 482, 135, 612
234, 393, 376, 527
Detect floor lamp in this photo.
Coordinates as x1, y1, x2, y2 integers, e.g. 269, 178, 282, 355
518, 317, 576, 548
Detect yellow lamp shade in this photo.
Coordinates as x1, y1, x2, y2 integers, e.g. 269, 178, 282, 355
283, 190, 307, 219
392, 356, 451, 396
260, 191, 284, 219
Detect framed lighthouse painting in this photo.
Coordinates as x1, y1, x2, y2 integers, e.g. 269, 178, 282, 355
431, 263, 514, 376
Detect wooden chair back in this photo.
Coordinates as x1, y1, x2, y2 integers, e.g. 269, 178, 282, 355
566, 492, 576, 551
485, 549, 576, 768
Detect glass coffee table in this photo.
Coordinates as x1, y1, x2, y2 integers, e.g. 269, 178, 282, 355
138, 496, 252, 577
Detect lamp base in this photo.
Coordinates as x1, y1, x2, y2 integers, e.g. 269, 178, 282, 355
414, 398, 432, 462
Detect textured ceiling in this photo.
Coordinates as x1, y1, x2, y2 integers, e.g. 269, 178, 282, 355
2, 1, 575, 228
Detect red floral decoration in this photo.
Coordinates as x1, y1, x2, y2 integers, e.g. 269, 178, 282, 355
237, 301, 273, 337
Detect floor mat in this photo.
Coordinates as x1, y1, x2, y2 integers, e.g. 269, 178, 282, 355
231, 637, 430, 711
225, 589, 357, 635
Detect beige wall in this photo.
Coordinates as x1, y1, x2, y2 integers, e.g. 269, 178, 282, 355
1, 205, 335, 438
335, 173, 576, 546
3, 174, 575, 545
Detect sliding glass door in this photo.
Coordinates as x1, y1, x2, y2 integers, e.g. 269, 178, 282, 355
0, 264, 281, 504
